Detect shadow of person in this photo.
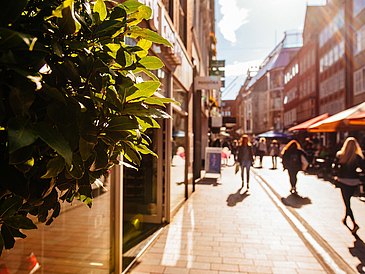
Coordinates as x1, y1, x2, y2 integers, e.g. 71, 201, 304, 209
226, 188, 250, 207
349, 235, 365, 273
195, 177, 221, 187
281, 193, 312, 208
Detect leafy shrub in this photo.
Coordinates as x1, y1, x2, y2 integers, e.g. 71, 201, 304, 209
0, 0, 173, 255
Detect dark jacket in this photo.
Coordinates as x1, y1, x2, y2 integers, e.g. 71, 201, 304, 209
282, 146, 307, 171
333, 154, 365, 179
237, 145, 254, 163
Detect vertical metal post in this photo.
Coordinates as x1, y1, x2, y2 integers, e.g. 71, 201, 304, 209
193, 89, 202, 187
110, 160, 123, 273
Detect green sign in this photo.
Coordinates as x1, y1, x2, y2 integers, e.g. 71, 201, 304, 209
209, 69, 225, 77
209, 60, 225, 68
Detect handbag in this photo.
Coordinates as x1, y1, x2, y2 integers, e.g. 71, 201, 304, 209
235, 163, 240, 174
301, 154, 309, 171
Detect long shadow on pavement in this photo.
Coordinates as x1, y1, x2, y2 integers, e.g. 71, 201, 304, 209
226, 188, 250, 207
281, 193, 312, 208
349, 235, 365, 274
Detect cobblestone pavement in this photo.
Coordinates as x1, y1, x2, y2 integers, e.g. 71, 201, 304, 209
128, 156, 365, 274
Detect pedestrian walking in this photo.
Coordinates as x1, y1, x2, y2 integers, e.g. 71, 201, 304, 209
333, 137, 365, 235
236, 135, 254, 191
269, 139, 280, 169
281, 140, 307, 194
256, 137, 267, 168
231, 139, 239, 161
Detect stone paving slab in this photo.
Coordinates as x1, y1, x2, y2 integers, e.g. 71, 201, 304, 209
127, 159, 327, 274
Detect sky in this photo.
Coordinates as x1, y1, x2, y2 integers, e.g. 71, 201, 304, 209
216, 0, 327, 100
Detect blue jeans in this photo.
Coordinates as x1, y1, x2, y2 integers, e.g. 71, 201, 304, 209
240, 160, 251, 183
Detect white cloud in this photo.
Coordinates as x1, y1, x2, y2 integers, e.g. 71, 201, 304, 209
218, 0, 250, 45
225, 59, 262, 77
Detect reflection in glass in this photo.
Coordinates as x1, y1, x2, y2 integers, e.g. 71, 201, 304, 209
171, 111, 186, 211
0, 186, 111, 273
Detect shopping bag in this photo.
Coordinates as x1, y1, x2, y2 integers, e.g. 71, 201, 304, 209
235, 163, 240, 174
301, 154, 309, 171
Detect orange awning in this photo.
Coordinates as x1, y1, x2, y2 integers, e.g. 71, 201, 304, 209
288, 113, 330, 131
309, 102, 365, 132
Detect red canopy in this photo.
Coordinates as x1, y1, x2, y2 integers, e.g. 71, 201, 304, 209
288, 113, 330, 131
348, 111, 365, 120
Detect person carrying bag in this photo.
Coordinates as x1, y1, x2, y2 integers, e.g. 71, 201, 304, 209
281, 140, 307, 195
333, 137, 365, 235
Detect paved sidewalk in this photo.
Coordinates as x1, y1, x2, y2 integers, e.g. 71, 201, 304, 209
252, 156, 365, 274
127, 159, 329, 274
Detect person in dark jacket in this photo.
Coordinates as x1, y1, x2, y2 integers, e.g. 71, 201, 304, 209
333, 137, 365, 235
269, 139, 280, 169
236, 135, 254, 191
281, 140, 307, 194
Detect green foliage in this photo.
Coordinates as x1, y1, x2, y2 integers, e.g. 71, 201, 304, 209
0, 0, 173, 255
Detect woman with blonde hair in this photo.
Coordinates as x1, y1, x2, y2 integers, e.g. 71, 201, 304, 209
236, 135, 254, 191
281, 140, 307, 194
333, 137, 365, 235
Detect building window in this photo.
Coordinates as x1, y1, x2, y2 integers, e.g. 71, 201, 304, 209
354, 0, 365, 16
319, 9, 344, 47
354, 67, 365, 96
355, 25, 365, 55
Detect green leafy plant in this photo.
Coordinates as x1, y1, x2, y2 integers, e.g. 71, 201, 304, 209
0, 0, 174, 256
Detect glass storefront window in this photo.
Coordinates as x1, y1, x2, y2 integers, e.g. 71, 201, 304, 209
0, 185, 112, 274
123, 128, 158, 217
171, 111, 186, 211
173, 81, 187, 111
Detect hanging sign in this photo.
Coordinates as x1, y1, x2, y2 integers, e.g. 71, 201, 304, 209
195, 76, 221, 90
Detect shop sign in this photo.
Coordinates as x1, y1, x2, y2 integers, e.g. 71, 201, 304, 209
195, 76, 221, 90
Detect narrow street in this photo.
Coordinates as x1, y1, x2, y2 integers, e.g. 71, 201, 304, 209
128, 156, 365, 274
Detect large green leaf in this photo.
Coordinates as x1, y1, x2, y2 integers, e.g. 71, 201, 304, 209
94, 20, 124, 38
122, 0, 144, 14
1, 224, 26, 250
93, 0, 107, 21
0, 28, 38, 50
116, 47, 133, 68
78, 185, 93, 208
41, 156, 65, 179
7, 117, 37, 153
32, 122, 72, 165
9, 144, 33, 165
47, 102, 78, 126
0, 196, 23, 218
110, 6, 127, 20
0, 0, 28, 27
139, 56, 164, 70
128, 5, 152, 26
136, 144, 157, 157
55, 4, 81, 35
2, 215, 37, 230
136, 116, 160, 131
8, 81, 35, 117
126, 81, 160, 102
38, 84, 67, 105
136, 39, 152, 58
1, 224, 15, 250
126, 27, 173, 47
66, 153, 85, 179
107, 116, 139, 131
79, 137, 95, 161
124, 105, 171, 119
93, 142, 109, 170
